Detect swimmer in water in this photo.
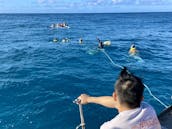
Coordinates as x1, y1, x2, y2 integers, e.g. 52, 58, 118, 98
129, 44, 137, 55
50, 23, 56, 28
62, 38, 70, 43
97, 38, 104, 49
53, 38, 58, 42
58, 22, 68, 28
79, 38, 83, 44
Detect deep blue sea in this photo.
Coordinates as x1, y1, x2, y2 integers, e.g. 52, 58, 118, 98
0, 13, 172, 129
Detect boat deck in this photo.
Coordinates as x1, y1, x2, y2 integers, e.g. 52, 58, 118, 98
158, 106, 172, 129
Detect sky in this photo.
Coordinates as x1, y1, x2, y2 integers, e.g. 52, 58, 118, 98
0, 0, 172, 13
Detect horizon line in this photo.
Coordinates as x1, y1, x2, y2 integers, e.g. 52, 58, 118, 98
0, 11, 172, 14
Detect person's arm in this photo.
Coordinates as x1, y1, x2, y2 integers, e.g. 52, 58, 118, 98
96, 37, 101, 43
78, 94, 116, 108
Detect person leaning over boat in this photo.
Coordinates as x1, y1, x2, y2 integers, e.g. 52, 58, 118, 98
77, 67, 161, 129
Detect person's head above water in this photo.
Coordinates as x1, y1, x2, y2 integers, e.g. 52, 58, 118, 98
131, 44, 135, 48
79, 38, 83, 43
114, 67, 144, 109
97, 37, 104, 49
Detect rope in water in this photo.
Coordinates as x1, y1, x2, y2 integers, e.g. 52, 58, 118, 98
101, 49, 123, 69
143, 84, 168, 108
101, 49, 169, 108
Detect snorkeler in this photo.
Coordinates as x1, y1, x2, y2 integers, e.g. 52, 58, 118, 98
62, 38, 70, 43
53, 38, 58, 42
63, 22, 68, 27
50, 23, 56, 28
97, 38, 104, 49
50, 23, 59, 28
58, 23, 63, 27
58, 22, 68, 28
79, 38, 83, 44
129, 44, 137, 55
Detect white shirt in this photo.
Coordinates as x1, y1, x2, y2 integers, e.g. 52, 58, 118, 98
100, 102, 161, 129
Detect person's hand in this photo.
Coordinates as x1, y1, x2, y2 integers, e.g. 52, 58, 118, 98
78, 94, 90, 105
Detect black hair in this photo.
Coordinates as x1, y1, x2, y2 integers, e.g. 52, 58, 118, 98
131, 44, 135, 48
114, 67, 144, 108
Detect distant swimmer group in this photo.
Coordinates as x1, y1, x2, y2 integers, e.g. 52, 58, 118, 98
50, 22, 69, 29
50, 22, 140, 57
52, 37, 84, 44
53, 36, 138, 58
53, 38, 70, 43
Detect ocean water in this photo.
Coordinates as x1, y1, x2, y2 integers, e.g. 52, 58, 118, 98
0, 13, 172, 129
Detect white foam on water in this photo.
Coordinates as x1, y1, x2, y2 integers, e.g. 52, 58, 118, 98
86, 48, 98, 55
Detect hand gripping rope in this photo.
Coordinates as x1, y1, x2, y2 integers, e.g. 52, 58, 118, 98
73, 48, 169, 129
73, 99, 85, 129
